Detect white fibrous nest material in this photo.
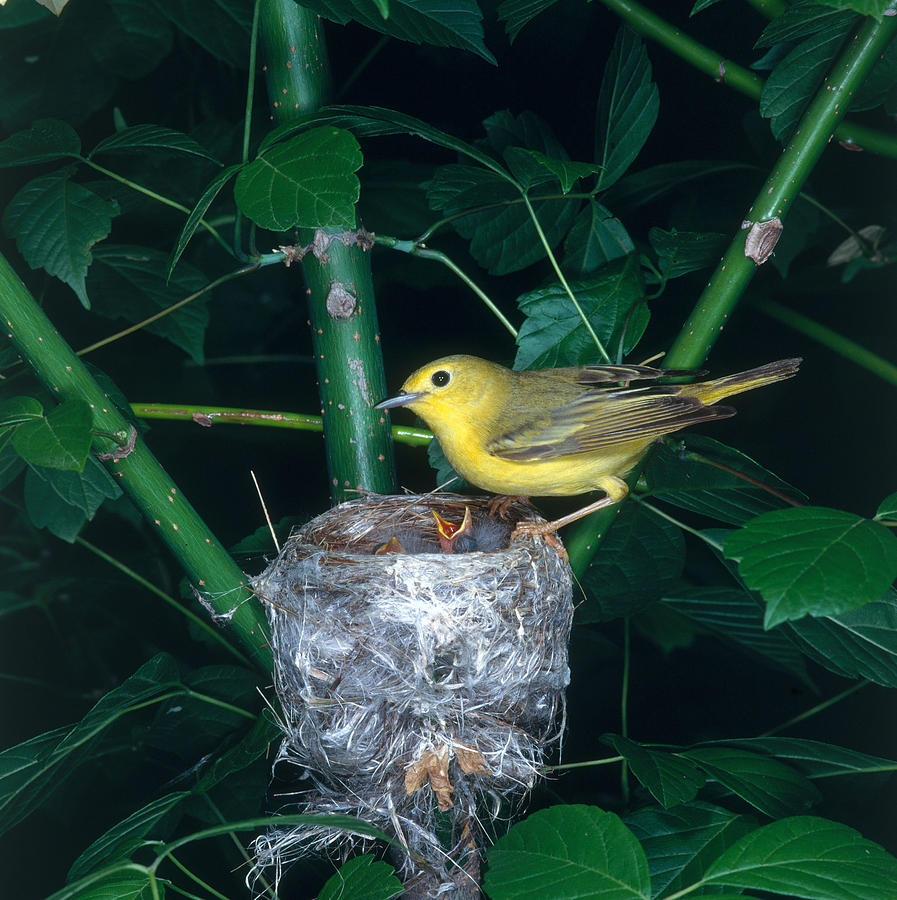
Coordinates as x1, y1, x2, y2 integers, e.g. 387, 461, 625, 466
250, 493, 573, 893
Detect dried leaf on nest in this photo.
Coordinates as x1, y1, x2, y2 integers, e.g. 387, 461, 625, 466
406, 744, 454, 811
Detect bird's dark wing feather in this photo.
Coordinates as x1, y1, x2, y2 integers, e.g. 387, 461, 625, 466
488, 387, 735, 461
572, 364, 706, 385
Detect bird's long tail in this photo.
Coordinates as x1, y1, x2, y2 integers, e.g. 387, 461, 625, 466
689, 358, 802, 406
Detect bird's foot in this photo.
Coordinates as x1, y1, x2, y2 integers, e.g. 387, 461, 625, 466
511, 520, 568, 562
487, 494, 530, 521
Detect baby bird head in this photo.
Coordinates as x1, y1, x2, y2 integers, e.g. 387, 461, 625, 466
375, 355, 507, 433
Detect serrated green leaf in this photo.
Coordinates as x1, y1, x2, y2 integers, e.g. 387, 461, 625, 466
88, 245, 210, 362
195, 713, 281, 793
67, 791, 189, 882
167, 163, 243, 279
484, 805, 651, 900
684, 747, 821, 818
579, 503, 685, 623
90, 124, 219, 162
563, 200, 634, 275
2, 171, 119, 308
517, 149, 603, 193
235, 128, 361, 231
851, 30, 897, 110
497, 0, 560, 42
0, 396, 44, 429
724, 507, 897, 628
300, 0, 494, 63
318, 854, 403, 900
595, 28, 659, 190
514, 254, 648, 369
702, 816, 897, 899
47, 868, 155, 900
756, 2, 850, 48
649, 228, 728, 279
12, 397, 92, 471
0, 118, 81, 168
661, 586, 812, 685
875, 491, 897, 520
87, 0, 173, 79
0, 443, 26, 491
426, 163, 578, 275
646, 435, 808, 526
785, 589, 897, 686
625, 802, 757, 899
28, 456, 122, 518
603, 735, 705, 808
153, 0, 252, 68
760, 16, 855, 141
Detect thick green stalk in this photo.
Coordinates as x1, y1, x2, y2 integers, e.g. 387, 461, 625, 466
566, 13, 897, 574
596, 0, 897, 159
0, 253, 272, 669
258, 0, 396, 502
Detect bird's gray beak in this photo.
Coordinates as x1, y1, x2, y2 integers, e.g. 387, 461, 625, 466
374, 391, 424, 410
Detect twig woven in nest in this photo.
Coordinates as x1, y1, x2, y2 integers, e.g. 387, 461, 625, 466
251, 493, 573, 893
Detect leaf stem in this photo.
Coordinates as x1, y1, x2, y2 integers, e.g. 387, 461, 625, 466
760, 680, 869, 737
521, 194, 611, 362
80, 158, 234, 256
75, 536, 250, 666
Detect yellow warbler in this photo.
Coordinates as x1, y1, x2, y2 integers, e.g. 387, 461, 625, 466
375, 355, 800, 533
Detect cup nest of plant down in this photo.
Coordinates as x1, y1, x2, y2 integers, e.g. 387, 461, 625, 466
250, 492, 574, 893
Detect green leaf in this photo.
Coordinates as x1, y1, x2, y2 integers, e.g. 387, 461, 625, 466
2, 171, 119, 308
0, 396, 44, 429
234, 127, 361, 231
563, 200, 635, 275
318, 854, 403, 900
90, 124, 219, 163
702, 816, 897, 899
427, 438, 471, 491
426, 164, 578, 275
625, 802, 757, 899
785, 590, 897, 686
690, 0, 724, 12
683, 747, 821, 818
88, 245, 211, 363
661, 586, 812, 685
875, 491, 897, 520
28, 456, 122, 517
195, 713, 282, 793
153, 0, 252, 68
517, 149, 603, 193
756, 2, 851, 48
497, 0, 560, 42
760, 16, 854, 141
514, 254, 648, 369
646, 435, 808, 526
299, 0, 495, 63
12, 397, 93, 471
87, 0, 173, 79
167, 163, 243, 279
605, 161, 753, 213
724, 507, 897, 628
0, 654, 181, 837
649, 228, 729, 279
603, 735, 705, 808
46, 867, 155, 900
595, 28, 659, 190
23, 467, 88, 541
704, 737, 897, 781
484, 805, 651, 900
67, 791, 189, 882
0, 118, 81, 167
817, 0, 892, 14
372, 0, 390, 17
579, 503, 685, 623
851, 32, 897, 110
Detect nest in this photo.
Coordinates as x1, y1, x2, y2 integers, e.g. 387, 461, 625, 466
251, 493, 573, 894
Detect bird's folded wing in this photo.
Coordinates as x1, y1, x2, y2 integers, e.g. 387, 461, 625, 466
488, 390, 735, 460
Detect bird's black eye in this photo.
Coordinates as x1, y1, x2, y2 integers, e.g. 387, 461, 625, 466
431, 370, 451, 387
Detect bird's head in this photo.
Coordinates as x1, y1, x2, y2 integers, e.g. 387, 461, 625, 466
375, 355, 506, 433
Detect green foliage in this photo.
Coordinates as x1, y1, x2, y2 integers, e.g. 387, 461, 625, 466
2, 0, 897, 897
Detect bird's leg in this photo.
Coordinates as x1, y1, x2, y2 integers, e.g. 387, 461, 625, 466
512, 476, 629, 537
487, 494, 530, 521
